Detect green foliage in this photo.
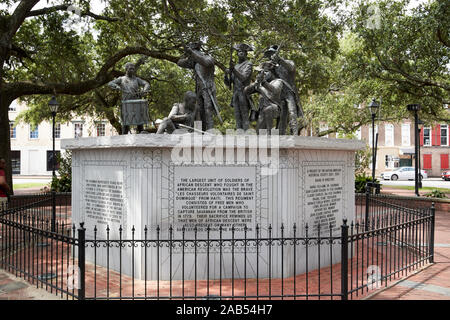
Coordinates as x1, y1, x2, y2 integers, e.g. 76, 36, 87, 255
350, 0, 449, 123
5, 0, 449, 136
355, 172, 379, 193
12, 0, 346, 134
50, 151, 72, 192
424, 189, 447, 199
355, 145, 373, 176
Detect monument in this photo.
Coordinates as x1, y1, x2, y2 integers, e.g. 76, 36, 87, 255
63, 132, 364, 280
63, 39, 365, 282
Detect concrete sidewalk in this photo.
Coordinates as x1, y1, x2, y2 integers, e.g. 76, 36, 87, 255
0, 269, 61, 300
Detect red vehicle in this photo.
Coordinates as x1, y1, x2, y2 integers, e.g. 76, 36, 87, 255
442, 170, 450, 181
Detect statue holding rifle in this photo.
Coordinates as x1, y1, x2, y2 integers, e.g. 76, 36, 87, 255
177, 41, 222, 131
224, 43, 254, 131
108, 62, 150, 134
244, 61, 283, 134
264, 45, 303, 135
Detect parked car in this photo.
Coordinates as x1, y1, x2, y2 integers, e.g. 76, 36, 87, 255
380, 167, 428, 181
442, 170, 450, 181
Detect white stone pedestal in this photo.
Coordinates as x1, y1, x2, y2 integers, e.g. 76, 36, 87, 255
62, 133, 364, 281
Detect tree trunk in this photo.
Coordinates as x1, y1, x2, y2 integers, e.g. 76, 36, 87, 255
0, 94, 14, 194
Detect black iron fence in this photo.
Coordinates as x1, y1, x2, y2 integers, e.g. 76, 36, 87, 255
0, 192, 435, 300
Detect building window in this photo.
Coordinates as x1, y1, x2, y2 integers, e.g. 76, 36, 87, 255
10, 122, 16, 139
440, 124, 448, 146
96, 123, 106, 136
74, 123, 83, 138
401, 123, 410, 146
54, 123, 61, 139
423, 127, 431, 146
385, 124, 394, 147
46, 150, 61, 172
11, 151, 20, 175
29, 125, 39, 139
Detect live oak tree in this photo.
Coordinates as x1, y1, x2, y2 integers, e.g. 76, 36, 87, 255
0, 0, 181, 191
2, 0, 344, 193
3, 0, 448, 192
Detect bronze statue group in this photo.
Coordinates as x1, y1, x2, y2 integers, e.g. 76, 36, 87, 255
108, 42, 304, 135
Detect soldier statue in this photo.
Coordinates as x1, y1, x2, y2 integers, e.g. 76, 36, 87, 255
264, 45, 303, 135
108, 62, 150, 134
177, 42, 221, 131
156, 91, 197, 134
224, 43, 254, 130
244, 61, 283, 134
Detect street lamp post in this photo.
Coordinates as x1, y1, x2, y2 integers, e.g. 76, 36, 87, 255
417, 119, 424, 189
407, 104, 421, 197
369, 99, 380, 182
48, 96, 59, 232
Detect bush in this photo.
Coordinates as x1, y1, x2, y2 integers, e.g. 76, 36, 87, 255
50, 151, 72, 192
424, 189, 447, 199
355, 173, 380, 193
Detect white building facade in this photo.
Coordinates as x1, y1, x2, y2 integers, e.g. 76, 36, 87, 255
9, 100, 118, 176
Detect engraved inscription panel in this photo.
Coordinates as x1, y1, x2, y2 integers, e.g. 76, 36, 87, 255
172, 165, 256, 233
304, 163, 344, 235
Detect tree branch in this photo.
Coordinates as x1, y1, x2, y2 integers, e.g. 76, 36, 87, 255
1, 46, 180, 100
26, 4, 120, 22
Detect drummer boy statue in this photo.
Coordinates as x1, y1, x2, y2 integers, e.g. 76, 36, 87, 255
108, 62, 150, 134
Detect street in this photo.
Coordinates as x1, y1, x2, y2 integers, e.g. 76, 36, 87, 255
380, 177, 450, 189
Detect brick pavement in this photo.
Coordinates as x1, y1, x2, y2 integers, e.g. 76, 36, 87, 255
367, 208, 450, 300
0, 187, 446, 300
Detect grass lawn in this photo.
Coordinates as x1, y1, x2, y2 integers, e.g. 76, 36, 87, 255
13, 182, 48, 190
383, 184, 450, 194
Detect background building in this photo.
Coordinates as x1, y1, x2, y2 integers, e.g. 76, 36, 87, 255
358, 109, 450, 177
9, 100, 117, 176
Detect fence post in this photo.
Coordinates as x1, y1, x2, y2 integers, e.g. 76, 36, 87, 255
365, 186, 370, 231
429, 203, 435, 263
341, 219, 349, 300
51, 191, 56, 232
77, 222, 86, 300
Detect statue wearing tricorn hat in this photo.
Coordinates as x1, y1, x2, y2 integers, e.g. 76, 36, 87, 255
224, 43, 254, 131
244, 61, 283, 134
177, 41, 222, 131
264, 45, 303, 135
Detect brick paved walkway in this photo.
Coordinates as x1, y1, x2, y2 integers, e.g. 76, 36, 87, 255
0, 188, 446, 300
367, 207, 450, 300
